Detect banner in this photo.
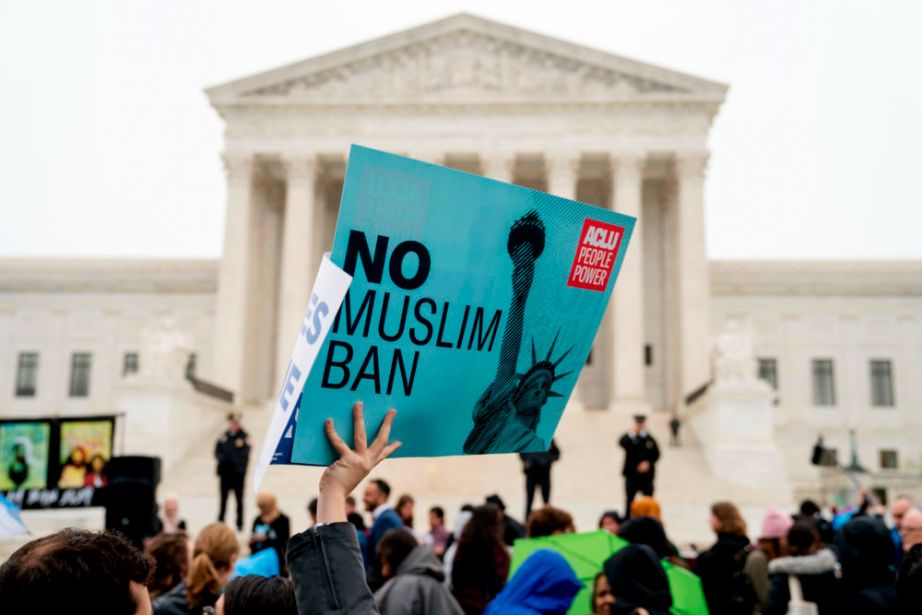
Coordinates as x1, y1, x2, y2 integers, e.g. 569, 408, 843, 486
0, 416, 116, 509
289, 146, 634, 465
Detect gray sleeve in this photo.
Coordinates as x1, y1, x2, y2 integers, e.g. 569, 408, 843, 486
745, 549, 770, 610
286, 523, 379, 615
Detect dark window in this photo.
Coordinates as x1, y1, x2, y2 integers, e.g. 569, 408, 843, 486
758, 358, 778, 390
123, 352, 139, 377
69, 353, 92, 397
15, 352, 39, 397
879, 450, 898, 470
870, 360, 894, 407
811, 359, 836, 406
644, 344, 653, 367
185, 353, 198, 379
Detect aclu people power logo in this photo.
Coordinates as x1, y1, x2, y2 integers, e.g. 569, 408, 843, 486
567, 219, 624, 292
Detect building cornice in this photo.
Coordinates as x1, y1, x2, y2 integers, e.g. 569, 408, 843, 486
711, 260, 922, 297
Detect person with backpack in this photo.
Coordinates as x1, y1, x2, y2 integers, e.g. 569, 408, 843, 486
696, 501, 767, 615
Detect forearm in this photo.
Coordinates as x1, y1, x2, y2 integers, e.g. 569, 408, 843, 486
318, 484, 347, 524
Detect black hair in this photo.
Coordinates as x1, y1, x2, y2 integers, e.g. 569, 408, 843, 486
308, 497, 318, 516
430, 506, 445, 519
223, 575, 297, 615
599, 510, 624, 528
786, 520, 819, 555
371, 478, 391, 498
0, 529, 153, 615
799, 499, 821, 517
145, 532, 190, 599
377, 529, 418, 579
461, 503, 475, 513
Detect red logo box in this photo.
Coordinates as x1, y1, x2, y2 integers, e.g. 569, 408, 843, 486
567, 219, 624, 292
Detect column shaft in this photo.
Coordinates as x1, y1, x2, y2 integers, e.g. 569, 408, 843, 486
545, 154, 579, 200
480, 154, 515, 184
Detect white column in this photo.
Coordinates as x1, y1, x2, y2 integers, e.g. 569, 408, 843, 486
480, 154, 515, 184
275, 155, 317, 384
213, 152, 255, 400
675, 152, 712, 408
611, 153, 647, 407
545, 154, 579, 200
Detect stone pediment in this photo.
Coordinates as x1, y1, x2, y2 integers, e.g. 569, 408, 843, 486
207, 13, 727, 107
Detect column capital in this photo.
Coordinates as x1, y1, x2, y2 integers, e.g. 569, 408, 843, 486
675, 151, 710, 177
282, 154, 317, 181
480, 153, 516, 180
544, 152, 581, 175
610, 151, 647, 177
221, 152, 254, 180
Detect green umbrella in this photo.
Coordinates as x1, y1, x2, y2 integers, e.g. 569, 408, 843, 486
509, 530, 708, 615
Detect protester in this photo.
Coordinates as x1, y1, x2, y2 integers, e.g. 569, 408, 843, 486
619, 415, 660, 518
443, 509, 473, 588
897, 543, 922, 614
374, 528, 464, 614
485, 493, 526, 546
249, 492, 291, 575
215, 575, 297, 615
763, 520, 841, 615
898, 507, 922, 554
483, 549, 581, 615
598, 510, 623, 536
157, 493, 188, 534
519, 438, 560, 520
836, 515, 899, 614
215, 412, 251, 531
695, 501, 766, 615
146, 532, 191, 600
153, 522, 239, 615
451, 504, 510, 614
0, 528, 154, 614
618, 515, 687, 569
429, 506, 451, 557
889, 494, 914, 561
630, 495, 662, 521
363, 477, 403, 586
396, 493, 415, 528
286, 401, 401, 614
590, 571, 615, 615
525, 505, 575, 538
603, 544, 673, 615
799, 499, 835, 545
756, 506, 793, 561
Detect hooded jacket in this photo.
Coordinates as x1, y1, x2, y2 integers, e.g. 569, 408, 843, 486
763, 548, 841, 615
374, 545, 464, 615
835, 516, 899, 615
483, 549, 582, 615
604, 544, 672, 615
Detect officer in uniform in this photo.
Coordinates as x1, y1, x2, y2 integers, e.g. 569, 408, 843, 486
619, 415, 660, 518
215, 412, 250, 531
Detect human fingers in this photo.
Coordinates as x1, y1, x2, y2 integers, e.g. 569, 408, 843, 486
324, 418, 351, 456
352, 401, 367, 453
377, 440, 402, 463
370, 409, 397, 454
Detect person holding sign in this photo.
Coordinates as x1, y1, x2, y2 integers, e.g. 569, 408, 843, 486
619, 415, 660, 519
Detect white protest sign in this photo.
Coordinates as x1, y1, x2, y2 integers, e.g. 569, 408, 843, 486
252, 255, 352, 492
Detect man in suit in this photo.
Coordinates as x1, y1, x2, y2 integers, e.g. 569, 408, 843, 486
362, 477, 403, 589
619, 415, 660, 519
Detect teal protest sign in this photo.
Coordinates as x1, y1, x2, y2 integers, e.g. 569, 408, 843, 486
291, 146, 634, 465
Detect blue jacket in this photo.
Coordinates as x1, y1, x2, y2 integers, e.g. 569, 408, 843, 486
365, 507, 403, 567
483, 549, 582, 615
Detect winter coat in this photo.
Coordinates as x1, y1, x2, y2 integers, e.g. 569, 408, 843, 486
603, 544, 672, 615
214, 428, 250, 475
483, 549, 581, 615
836, 517, 900, 615
451, 540, 510, 615
520, 439, 560, 473
763, 548, 842, 615
374, 544, 463, 615
619, 431, 660, 480
287, 522, 378, 615
696, 533, 762, 615
152, 581, 220, 615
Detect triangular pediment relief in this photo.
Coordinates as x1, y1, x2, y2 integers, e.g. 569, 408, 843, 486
207, 14, 727, 106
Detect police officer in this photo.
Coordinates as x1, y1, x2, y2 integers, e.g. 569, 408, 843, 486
619, 415, 660, 518
215, 412, 250, 531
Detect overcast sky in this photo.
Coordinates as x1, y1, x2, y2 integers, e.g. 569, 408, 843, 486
1, 0, 920, 260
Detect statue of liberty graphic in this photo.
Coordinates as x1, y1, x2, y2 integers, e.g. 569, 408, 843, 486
463, 210, 573, 454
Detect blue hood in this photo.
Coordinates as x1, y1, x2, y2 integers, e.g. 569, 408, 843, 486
484, 549, 582, 615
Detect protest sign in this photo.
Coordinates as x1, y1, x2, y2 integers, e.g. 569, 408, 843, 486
252, 255, 352, 492
289, 145, 634, 465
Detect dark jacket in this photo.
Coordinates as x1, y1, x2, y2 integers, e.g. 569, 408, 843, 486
603, 544, 672, 615
287, 522, 378, 615
764, 548, 842, 615
519, 439, 559, 474
696, 533, 758, 615
365, 507, 403, 569
619, 431, 660, 479
251, 513, 291, 575
451, 540, 510, 615
152, 581, 220, 615
836, 516, 900, 615
374, 544, 463, 615
215, 428, 250, 475
484, 549, 582, 615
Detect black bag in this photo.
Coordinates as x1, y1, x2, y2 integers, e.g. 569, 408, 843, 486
727, 545, 758, 614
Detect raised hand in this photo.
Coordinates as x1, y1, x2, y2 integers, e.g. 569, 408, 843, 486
317, 402, 401, 523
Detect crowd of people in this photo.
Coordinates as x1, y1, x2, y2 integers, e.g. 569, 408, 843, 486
1, 404, 921, 615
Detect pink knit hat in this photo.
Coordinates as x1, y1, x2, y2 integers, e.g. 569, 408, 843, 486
760, 506, 793, 539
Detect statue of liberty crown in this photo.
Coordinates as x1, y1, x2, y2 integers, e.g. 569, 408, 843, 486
516, 330, 574, 398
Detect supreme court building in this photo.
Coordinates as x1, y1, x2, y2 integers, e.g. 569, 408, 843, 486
3, 14, 921, 539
